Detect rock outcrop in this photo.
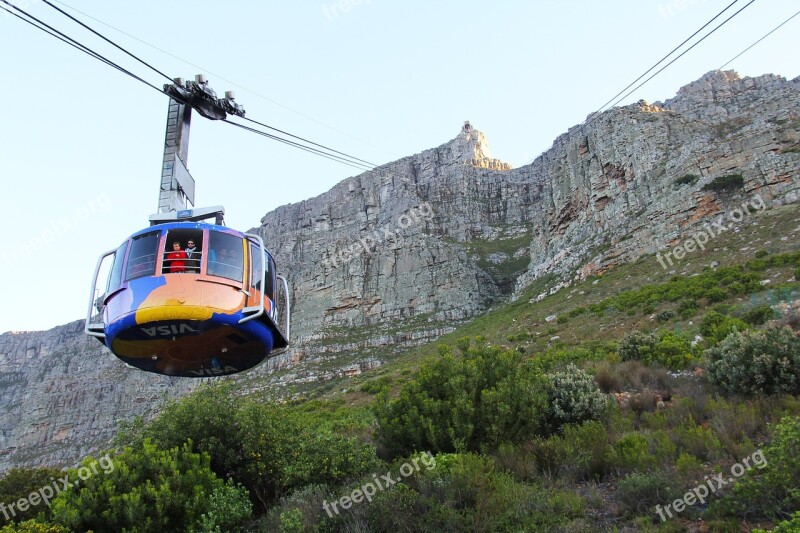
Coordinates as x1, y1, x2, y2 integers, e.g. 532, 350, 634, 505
1, 70, 798, 470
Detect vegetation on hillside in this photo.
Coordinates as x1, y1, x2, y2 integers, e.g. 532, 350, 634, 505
3, 211, 800, 531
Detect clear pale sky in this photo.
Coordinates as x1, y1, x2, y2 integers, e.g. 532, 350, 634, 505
0, 0, 797, 332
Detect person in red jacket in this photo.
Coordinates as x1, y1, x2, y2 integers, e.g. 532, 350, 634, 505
166, 241, 187, 273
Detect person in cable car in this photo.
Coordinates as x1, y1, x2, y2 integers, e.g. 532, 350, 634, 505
166, 241, 187, 273
185, 239, 200, 273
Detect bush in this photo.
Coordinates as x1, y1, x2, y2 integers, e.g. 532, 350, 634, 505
139, 384, 381, 511
675, 452, 704, 480
742, 305, 776, 326
407, 453, 584, 530
0, 467, 63, 525
615, 472, 675, 517
704, 287, 730, 303
545, 365, 608, 431
618, 331, 657, 362
49, 441, 252, 533
700, 310, 750, 345
652, 331, 697, 369
359, 376, 392, 394
714, 416, 800, 521
560, 421, 612, 481
376, 340, 548, 456
702, 174, 744, 192
618, 330, 696, 370
674, 423, 723, 462
656, 310, 677, 323
593, 362, 622, 393
678, 299, 698, 319
705, 325, 800, 396
568, 307, 587, 318
755, 511, 800, 533
612, 433, 656, 474
0, 522, 68, 533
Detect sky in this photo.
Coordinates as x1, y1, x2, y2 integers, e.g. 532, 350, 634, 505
0, 0, 798, 332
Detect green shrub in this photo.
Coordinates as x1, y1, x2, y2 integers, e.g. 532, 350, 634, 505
0, 467, 64, 525
742, 305, 776, 326
714, 416, 800, 521
618, 331, 657, 362
568, 306, 587, 318
376, 341, 548, 456
506, 331, 529, 342
359, 376, 392, 394
674, 423, 723, 461
702, 174, 744, 192
618, 330, 696, 370
704, 287, 730, 303
615, 472, 675, 517
708, 398, 761, 460
652, 331, 697, 369
0, 521, 68, 533
139, 384, 381, 511
408, 453, 584, 530
560, 421, 612, 481
700, 310, 750, 345
755, 250, 769, 259
657, 310, 677, 323
648, 430, 678, 466
675, 452, 704, 479
361, 483, 469, 532
49, 441, 252, 533
612, 433, 655, 474
493, 442, 538, 482
545, 365, 608, 431
705, 325, 800, 396
755, 511, 800, 533
678, 299, 699, 319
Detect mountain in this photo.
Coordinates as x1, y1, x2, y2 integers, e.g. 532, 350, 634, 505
1, 70, 798, 470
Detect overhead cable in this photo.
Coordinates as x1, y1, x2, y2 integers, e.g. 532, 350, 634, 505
40, 0, 175, 83
51, 0, 389, 154
719, 8, 800, 69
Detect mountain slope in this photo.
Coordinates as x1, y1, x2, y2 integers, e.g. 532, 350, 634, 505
1, 69, 798, 470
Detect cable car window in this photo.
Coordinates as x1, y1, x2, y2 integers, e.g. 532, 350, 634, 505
250, 242, 263, 290
265, 254, 276, 299
106, 240, 129, 291
125, 231, 160, 281
208, 232, 243, 282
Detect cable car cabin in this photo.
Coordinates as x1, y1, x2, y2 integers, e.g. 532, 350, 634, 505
85, 222, 290, 377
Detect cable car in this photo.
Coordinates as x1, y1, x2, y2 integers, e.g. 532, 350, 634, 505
85, 221, 290, 377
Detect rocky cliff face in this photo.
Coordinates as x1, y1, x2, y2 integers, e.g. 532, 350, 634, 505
0, 321, 194, 469
2, 70, 798, 470
253, 70, 800, 374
